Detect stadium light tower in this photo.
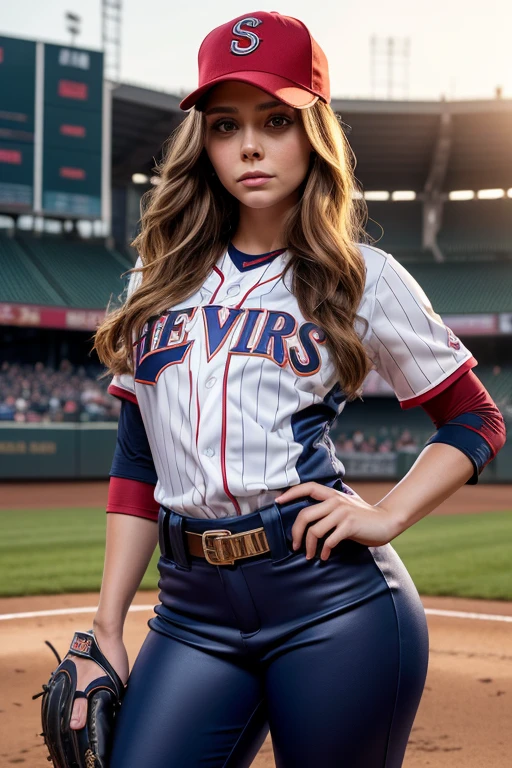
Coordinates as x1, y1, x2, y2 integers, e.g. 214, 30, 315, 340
65, 12, 82, 47
370, 36, 410, 100
102, 0, 123, 82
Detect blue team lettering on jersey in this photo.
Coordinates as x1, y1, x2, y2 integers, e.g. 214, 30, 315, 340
134, 305, 327, 385
202, 306, 244, 360
135, 308, 196, 385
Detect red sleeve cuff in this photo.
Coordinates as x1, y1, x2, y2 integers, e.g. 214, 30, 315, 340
106, 476, 160, 522
399, 355, 478, 410
419, 368, 507, 460
108, 383, 138, 405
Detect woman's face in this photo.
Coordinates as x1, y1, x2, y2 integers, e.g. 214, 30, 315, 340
202, 81, 313, 210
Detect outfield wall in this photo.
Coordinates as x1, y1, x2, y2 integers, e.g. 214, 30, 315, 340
0, 423, 511, 483
0, 423, 117, 480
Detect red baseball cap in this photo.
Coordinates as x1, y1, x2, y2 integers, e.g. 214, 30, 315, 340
179, 10, 330, 111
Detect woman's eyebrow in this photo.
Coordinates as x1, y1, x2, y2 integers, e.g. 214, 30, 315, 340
204, 100, 287, 116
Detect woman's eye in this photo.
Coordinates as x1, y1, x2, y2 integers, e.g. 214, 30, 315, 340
213, 119, 237, 133
211, 115, 292, 133
268, 115, 292, 128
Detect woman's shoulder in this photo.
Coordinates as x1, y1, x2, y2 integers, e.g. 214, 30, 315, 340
126, 255, 144, 298
354, 242, 391, 297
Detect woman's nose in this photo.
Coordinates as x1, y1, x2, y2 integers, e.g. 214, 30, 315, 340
240, 132, 263, 160
242, 146, 262, 159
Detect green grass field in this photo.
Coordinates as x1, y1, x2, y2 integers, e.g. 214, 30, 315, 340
0, 507, 511, 600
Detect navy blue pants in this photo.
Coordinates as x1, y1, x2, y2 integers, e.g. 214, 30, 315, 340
109, 494, 429, 768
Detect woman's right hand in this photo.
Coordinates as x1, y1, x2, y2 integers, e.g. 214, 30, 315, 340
66, 630, 129, 730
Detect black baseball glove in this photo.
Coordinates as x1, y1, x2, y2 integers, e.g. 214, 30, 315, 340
32, 629, 126, 767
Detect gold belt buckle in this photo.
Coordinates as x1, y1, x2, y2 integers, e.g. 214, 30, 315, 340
201, 527, 269, 565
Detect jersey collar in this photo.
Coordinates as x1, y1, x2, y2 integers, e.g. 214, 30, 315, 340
227, 241, 287, 273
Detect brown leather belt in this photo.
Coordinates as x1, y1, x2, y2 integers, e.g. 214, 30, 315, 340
185, 526, 270, 566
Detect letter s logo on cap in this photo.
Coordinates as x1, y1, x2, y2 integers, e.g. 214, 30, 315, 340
231, 17, 263, 55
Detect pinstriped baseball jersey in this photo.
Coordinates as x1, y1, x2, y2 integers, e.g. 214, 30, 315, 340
108, 242, 477, 519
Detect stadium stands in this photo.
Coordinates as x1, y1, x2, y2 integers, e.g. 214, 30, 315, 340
0, 231, 66, 306
363, 198, 512, 314
364, 198, 512, 263
0, 360, 119, 423
3, 217, 510, 315
476, 365, 512, 409
15, 234, 133, 308
0, 232, 133, 309
363, 201, 429, 262
402, 261, 512, 313
438, 199, 512, 257
1, 360, 509, 430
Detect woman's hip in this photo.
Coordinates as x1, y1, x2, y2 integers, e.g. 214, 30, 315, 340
151, 496, 429, 659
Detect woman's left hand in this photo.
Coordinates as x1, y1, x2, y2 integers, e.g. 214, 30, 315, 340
274, 482, 403, 561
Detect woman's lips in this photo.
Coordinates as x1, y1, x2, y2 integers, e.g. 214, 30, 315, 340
239, 176, 273, 186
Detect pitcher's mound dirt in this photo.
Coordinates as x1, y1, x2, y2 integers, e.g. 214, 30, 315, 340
0, 592, 510, 768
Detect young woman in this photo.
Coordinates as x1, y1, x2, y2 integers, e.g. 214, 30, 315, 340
68, 11, 506, 768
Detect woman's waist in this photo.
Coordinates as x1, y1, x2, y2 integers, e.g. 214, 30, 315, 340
159, 475, 348, 538
153, 463, 350, 520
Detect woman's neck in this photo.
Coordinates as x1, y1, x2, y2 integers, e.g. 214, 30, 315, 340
232, 192, 297, 254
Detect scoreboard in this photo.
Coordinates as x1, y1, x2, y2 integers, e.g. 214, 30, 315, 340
0, 37, 36, 211
0, 35, 107, 219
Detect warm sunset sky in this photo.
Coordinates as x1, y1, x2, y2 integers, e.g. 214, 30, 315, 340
1, 0, 510, 101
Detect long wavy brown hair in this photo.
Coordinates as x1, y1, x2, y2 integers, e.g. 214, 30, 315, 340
94, 99, 375, 401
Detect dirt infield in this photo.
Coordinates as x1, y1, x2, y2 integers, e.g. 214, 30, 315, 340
1, 479, 511, 514
0, 592, 511, 768
0, 480, 511, 766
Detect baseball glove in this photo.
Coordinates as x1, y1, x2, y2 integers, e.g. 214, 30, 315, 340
32, 628, 126, 767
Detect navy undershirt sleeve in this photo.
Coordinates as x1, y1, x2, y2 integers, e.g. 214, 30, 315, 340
110, 399, 158, 486
420, 371, 506, 485
424, 420, 492, 484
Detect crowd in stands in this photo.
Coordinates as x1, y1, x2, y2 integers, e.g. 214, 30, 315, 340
0, 360, 120, 423
1, 361, 424, 453
1, 362, 507, 456
334, 428, 420, 454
